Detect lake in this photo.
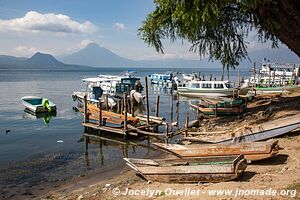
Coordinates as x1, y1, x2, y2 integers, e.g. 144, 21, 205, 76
0, 67, 250, 199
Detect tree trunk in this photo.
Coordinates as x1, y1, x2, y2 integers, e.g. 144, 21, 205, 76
256, 0, 300, 57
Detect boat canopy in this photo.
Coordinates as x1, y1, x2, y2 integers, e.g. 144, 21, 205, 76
82, 77, 120, 83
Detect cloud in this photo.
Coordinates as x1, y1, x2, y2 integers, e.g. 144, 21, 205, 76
11, 45, 38, 57
134, 51, 201, 61
66, 39, 95, 53
79, 39, 94, 48
0, 11, 98, 34
113, 22, 126, 30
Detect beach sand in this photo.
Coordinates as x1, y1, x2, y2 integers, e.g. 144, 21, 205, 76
42, 89, 300, 200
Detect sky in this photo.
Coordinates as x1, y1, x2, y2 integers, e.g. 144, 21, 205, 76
0, 0, 281, 60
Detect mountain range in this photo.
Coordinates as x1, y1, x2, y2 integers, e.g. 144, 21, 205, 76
0, 43, 299, 69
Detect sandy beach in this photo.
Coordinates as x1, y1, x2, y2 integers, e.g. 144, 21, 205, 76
42, 89, 300, 200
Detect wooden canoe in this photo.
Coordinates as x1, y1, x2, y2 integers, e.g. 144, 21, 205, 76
124, 155, 247, 183
217, 114, 300, 144
153, 140, 280, 161
190, 103, 244, 116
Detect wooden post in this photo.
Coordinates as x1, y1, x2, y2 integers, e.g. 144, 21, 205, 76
84, 135, 89, 155
131, 97, 135, 117
232, 82, 235, 99
105, 94, 109, 111
117, 99, 121, 114
165, 123, 169, 144
268, 64, 271, 87
120, 98, 124, 114
253, 62, 257, 96
215, 103, 218, 117
176, 93, 180, 129
238, 65, 240, 87
83, 95, 88, 123
185, 114, 189, 137
171, 92, 174, 132
197, 103, 200, 123
123, 93, 128, 133
98, 98, 102, 126
99, 140, 104, 166
127, 97, 131, 115
155, 95, 160, 117
145, 77, 150, 126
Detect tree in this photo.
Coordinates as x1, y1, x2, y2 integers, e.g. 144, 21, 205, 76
138, 0, 300, 70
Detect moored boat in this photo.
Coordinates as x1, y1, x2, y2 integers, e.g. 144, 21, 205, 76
182, 73, 195, 81
243, 61, 300, 93
78, 103, 140, 127
189, 114, 300, 144
153, 140, 280, 162
178, 80, 237, 97
72, 71, 143, 108
254, 84, 299, 93
21, 96, 56, 113
190, 102, 245, 116
124, 155, 247, 183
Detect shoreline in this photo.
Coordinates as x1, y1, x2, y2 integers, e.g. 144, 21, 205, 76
42, 89, 300, 200
42, 132, 300, 200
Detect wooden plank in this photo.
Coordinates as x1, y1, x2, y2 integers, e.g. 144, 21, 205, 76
127, 124, 164, 137
83, 122, 126, 135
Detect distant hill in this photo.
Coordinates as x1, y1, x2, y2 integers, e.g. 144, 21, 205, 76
26, 52, 64, 66
0, 44, 298, 69
61, 43, 135, 67
0, 55, 26, 67
60, 43, 299, 68
0, 52, 93, 70
243, 47, 300, 66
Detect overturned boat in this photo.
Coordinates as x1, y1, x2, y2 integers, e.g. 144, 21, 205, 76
153, 140, 280, 162
124, 155, 247, 183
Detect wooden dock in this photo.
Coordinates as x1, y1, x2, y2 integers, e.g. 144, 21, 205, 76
80, 77, 188, 141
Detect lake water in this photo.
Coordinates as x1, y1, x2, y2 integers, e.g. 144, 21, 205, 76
0, 67, 250, 199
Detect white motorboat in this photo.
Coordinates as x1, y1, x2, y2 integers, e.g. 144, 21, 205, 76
177, 80, 237, 97
21, 96, 56, 113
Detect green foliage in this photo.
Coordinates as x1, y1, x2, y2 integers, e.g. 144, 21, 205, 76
138, 0, 279, 68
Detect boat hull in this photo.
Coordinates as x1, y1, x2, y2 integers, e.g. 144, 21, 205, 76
72, 92, 116, 108
153, 140, 280, 162
195, 114, 300, 144
178, 87, 236, 97
21, 96, 56, 113
190, 103, 245, 116
124, 155, 247, 183
255, 85, 299, 93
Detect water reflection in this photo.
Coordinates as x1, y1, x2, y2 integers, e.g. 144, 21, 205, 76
22, 109, 57, 125
82, 132, 160, 167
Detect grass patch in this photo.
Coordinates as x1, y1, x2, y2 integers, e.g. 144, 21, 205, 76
286, 182, 300, 199
287, 182, 300, 190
